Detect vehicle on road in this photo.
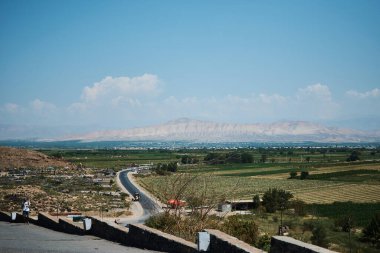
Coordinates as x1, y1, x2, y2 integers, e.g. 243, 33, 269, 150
167, 199, 186, 208
133, 192, 140, 201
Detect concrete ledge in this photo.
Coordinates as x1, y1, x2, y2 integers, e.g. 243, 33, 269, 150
59, 217, 84, 235
204, 229, 264, 253
38, 212, 62, 232
270, 236, 338, 253
89, 217, 129, 244
0, 211, 11, 221
129, 224, 198, 253
12, 212, 25, 223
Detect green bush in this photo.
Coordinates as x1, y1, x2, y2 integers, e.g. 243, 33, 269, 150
252, 194, 261, 209
223, 215, 259, 245
257, 233, 271, 251
311, 223, 329, 248
300, 171, 309, 180
262, 188, 293, 213
289, 171, 297, 179
145, 212, 177, 233
362, 212, 380, 248
334, 214, 355, 232
291, 199, 306, 216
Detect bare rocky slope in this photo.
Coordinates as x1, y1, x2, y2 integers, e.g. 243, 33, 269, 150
64, 118, 380, 143
0, 146, 72, 170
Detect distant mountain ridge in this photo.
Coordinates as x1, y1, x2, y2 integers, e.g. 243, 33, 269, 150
62, 118, 380, 143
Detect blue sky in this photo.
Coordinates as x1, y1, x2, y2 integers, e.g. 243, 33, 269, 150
1, 0, 380, 138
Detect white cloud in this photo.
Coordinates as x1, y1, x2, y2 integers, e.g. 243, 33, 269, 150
258, 93, 286, 104
81, 74, 160, 102
296, 83, 332, 101
293, 83, 339, 119
31, 99, 56, 112
3, 103, 21, 113
67, 102, 88, 112
346, 88, 380, 99
5, 77, 379, 134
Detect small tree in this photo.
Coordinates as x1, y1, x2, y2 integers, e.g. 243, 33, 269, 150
347, 150, 360, 162
204, 153, 219, 162
291, 199, 306, 216
241, 152, 254, 163
311, 223, 328, 248
223, 215, 259, 245
252, 194, 261, 209
335, 214, 355, 232
262, 188, 293, 213
300, 171, 309, 180
167, 162, 178, 172
260, 154, 267, 163
289, 171, 297, 179
362, 212, 380, 248
257, 233, 271, 251
181, 155, 191, 164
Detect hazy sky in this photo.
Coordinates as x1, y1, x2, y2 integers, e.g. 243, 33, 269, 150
1, 0, 380, 138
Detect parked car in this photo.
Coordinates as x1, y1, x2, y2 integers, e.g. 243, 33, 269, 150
167, 199, 186, 208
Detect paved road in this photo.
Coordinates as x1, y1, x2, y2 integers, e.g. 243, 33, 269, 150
119, 170, 162, 224
0, 221, 162, 253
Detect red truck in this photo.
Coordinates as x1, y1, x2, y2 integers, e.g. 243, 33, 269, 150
167, 199, 186, 208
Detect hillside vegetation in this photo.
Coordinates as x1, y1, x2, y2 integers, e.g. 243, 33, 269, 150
0, 146, 73, 170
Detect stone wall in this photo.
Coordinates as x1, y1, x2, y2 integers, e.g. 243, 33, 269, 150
37, 212, 62, 232
204, 229, 264, 253
58, 217, 85, 235
89, 217, 129, 244
87, 218, 197, 253
128, 224, 198, 253
0, 211, 10, 221
0, 210, 339, 253
0, 211, 30, 223
270, 236, 338, 253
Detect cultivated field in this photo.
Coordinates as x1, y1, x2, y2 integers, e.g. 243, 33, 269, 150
138, 173, 380, 204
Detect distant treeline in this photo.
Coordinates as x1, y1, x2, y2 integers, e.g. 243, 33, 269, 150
204, 151, 254, 164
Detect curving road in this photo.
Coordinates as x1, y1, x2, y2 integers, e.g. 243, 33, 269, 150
118, 170, 163, 224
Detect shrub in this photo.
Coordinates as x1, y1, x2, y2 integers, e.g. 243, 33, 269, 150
334, 214, 355, 232
257, 233, 271, 251
347, 150, 360, 162
223, 215, 259, 245
289, 171, 297, 179
289, 171, 298, 179
241, 152, 254, 163
252, 194, 261, 209
311, 223, 329, 248
362, 212, 380, 248
262, 188, 293, 213
300, 171, 309, 180
145, 212, 177, 233
291, 199, 306, 216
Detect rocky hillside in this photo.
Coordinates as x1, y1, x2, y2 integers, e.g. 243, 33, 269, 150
63, 118, 380, 143
0, 146, 72, 170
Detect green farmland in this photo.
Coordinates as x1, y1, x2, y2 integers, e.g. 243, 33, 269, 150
40, 146, 380, 252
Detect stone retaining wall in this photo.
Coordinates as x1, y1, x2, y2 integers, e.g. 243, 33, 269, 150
89, 217, 129, 244
0, 211, 10, 221
270, 236, 338, 253
38, 212, 63, 232
0, 210, 338, 253
0, 211, 29, 223
58, 217, 85, 235
204, 229, 264, 253
128, 223, 198, 253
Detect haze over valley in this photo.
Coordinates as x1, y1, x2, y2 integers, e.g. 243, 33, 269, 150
62, 118, 380, 143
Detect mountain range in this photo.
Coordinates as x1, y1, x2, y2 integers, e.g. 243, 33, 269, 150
62, 118, 380, 143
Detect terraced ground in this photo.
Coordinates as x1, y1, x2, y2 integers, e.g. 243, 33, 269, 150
138, 161, 380, 204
